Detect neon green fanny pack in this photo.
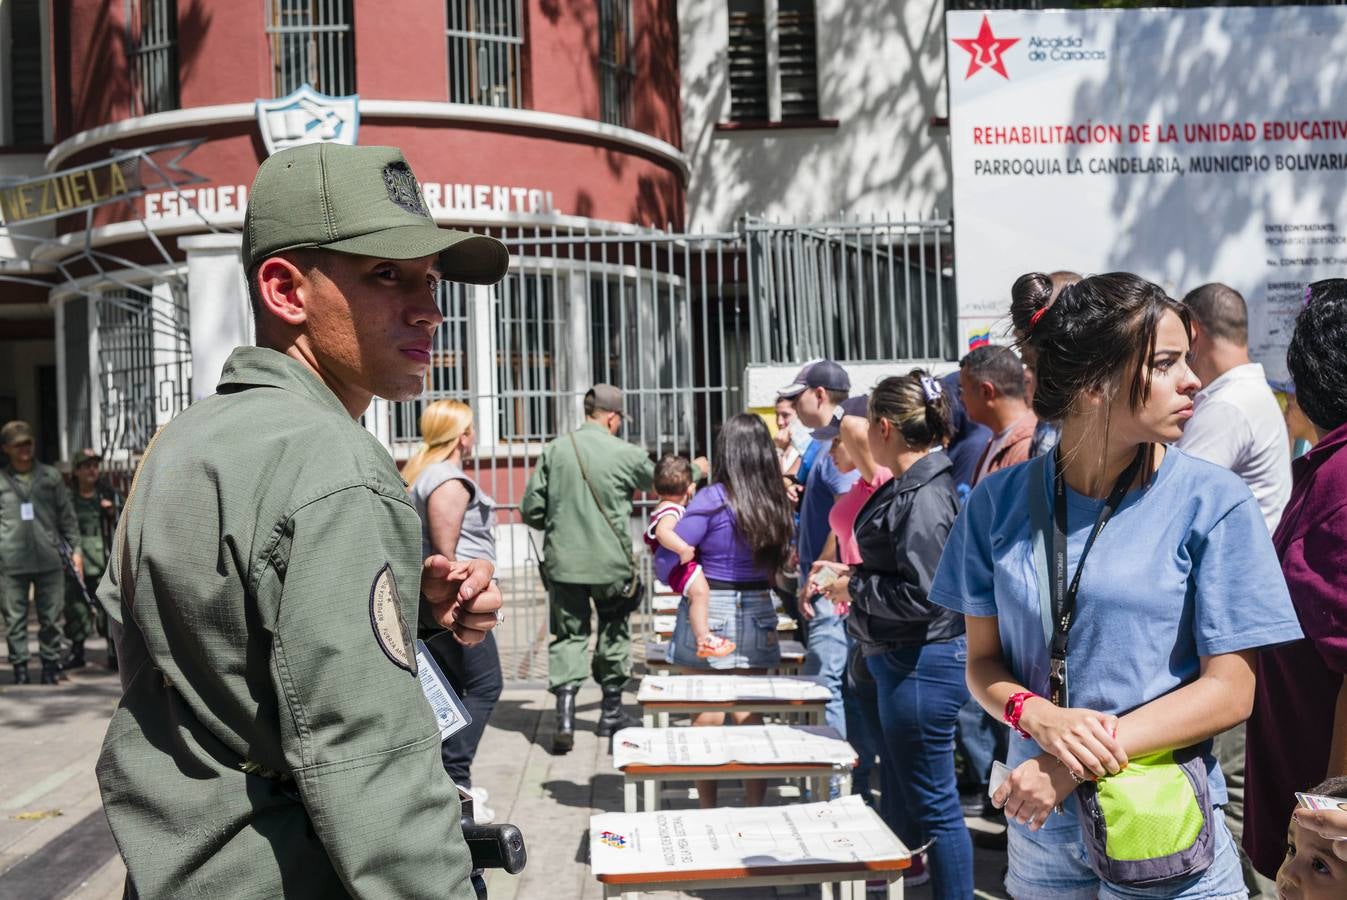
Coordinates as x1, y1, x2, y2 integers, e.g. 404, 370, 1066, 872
1076, 747, 1215, 885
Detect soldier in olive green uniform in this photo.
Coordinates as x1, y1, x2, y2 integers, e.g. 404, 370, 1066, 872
96, 144, 508, 899
63, 449, 116, 670
520, 385, 653, 751
0, 420, 82, 685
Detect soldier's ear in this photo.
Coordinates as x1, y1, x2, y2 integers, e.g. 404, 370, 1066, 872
256, 256, 311, 328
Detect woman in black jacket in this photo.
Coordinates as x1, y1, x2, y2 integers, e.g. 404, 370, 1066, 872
817, 370, 972, 899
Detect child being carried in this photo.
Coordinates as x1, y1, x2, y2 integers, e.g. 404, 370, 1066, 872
644, 455, 735, 659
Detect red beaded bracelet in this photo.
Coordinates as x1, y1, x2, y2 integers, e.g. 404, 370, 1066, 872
1003, 691, 1039, 740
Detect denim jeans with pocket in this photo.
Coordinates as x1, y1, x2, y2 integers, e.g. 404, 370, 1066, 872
803, 597, 848, 735
866, 636, 974, 900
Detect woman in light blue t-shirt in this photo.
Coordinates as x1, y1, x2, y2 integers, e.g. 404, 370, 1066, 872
930, 273, 1303, 899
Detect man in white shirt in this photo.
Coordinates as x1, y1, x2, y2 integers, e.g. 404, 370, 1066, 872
1178, 282, 1291, 533
1176, 281, 1290, 899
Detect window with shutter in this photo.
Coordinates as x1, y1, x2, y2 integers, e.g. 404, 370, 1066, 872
265, 0, 356, 97
8, 0, 45, 145
128, 0, 180, 116
727, 0, 769, 122
447, 0, 525, 108
776, 0, 818, 120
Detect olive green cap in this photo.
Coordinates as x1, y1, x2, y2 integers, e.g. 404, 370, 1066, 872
241, 144, 509, 284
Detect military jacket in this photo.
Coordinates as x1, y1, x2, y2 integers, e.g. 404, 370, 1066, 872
0, 461, 79, 574
520, 422, 654, 584
96, 347, 473, 900
73, 492, 110, 579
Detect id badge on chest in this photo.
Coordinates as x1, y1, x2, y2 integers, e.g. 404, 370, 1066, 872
414, 638, 472, 741
19, 502, 34, 522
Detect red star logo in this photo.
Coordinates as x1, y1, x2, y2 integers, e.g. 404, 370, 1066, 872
953, 15, 1019, 80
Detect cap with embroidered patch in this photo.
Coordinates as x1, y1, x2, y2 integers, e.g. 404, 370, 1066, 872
777, 359, 851, 399
241, 143, 509, 284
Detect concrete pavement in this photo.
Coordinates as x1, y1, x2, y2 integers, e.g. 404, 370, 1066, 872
0, 634, 1011, 899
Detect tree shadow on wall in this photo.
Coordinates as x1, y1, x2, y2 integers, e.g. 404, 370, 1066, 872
679, 0, 953, 226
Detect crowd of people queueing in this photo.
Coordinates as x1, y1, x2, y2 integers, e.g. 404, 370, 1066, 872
512, 272, 1347, 900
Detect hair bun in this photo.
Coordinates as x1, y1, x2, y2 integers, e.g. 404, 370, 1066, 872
1010, 272, 1055, 336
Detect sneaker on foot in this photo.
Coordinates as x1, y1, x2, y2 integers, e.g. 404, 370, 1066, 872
696, 634, 735, 658
461, 785, 496, 824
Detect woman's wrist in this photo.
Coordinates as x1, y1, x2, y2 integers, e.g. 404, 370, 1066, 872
1005, 691, 1047, 739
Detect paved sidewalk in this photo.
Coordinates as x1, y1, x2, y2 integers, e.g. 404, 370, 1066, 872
0, 639, 1011, 899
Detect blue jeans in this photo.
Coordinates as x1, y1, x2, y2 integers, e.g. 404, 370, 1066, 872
843, 637, 882, 800
803, 597, 847, 736
867, 637, 975, 900
1004, 810, 1247, 899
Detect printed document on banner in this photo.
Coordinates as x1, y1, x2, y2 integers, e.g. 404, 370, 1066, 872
590, 795, 908, 876
636, 674, 832, 703
612, 725, 857, 768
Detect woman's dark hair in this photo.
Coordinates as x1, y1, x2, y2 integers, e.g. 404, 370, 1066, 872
868, 369, 953, 450
712, 413, 794, 572
1010, 272, 1190, 422
1288, 279, 1347, 432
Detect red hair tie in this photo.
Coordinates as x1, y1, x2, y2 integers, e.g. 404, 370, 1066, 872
1028, 304, 1050, 330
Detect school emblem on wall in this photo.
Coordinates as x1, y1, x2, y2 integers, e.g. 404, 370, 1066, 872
255, 84, 360, 156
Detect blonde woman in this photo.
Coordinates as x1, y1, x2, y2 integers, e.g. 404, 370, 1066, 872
405, 400, 502, 822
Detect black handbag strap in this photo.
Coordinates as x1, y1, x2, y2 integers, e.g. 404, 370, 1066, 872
568, 432, 637, 572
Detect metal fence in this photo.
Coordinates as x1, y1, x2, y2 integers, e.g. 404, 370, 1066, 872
447, 0, 524, 107
373, 216, 954, 679
53, 216, 953, 681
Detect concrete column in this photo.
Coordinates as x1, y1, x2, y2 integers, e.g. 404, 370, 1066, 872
464, 283, 496, 450
179, 233, 251, 403
565, 269, 592, 431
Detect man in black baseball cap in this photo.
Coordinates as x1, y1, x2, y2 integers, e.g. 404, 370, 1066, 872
778, 359, 851, 431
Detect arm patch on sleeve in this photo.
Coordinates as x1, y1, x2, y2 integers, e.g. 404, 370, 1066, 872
370, 563, 417, 675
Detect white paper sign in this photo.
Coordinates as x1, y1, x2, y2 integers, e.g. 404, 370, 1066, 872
612, 725, 857, 769
637, 675, 832, 703
590, 795, 908, 877
947, 6, 1347, 381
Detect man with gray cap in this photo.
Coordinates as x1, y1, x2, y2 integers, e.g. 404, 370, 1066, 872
0, 420, 81, 685
521, 384, 655, 752
96, 143, 506, 899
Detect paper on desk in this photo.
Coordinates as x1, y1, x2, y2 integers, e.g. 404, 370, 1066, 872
590, 795, 908, 876
637, 674, 832, 703
652, 614, 795, 633
612, 725, 856, 768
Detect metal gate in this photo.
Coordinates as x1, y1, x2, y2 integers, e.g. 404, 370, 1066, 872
377, 215, 955, 680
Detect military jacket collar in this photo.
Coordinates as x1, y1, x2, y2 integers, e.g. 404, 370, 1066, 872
217, 346, 353, 419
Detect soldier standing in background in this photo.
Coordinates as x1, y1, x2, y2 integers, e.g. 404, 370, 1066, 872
0, 420, 82, 685
63, 449, 119, 671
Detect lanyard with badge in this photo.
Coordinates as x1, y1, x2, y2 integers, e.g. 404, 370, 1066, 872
1046, 444, 1148, 707
3, 470, 36, 522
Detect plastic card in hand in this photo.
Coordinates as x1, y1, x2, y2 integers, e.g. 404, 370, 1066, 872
811, 567, 840, 590
415, 638, 472, 741
989, 760, 1011, 800
1297, 792, 1347, 811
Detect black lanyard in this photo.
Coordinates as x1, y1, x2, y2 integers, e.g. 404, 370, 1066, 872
1047, 444, 1148, 706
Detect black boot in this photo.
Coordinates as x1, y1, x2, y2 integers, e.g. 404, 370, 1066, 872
13, 663, 29, 685
595, 686, 639, 738
64, 640, 87, 670
551, 685, 577, 753
40, 661, 61, 685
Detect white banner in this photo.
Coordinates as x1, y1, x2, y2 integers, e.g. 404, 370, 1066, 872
946, 6, 1347, 380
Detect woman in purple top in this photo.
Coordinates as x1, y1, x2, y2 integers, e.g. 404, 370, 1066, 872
1246, 279, 1347, 879
655, 413, 795, 806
